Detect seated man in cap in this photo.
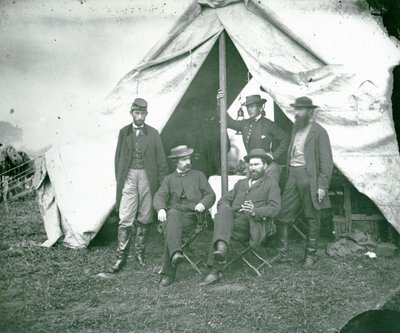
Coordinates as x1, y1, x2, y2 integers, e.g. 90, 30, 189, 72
154, 145, 216, 287
112, 97, 168, 273
217, 90, 290, 181
201, 148, 281, 285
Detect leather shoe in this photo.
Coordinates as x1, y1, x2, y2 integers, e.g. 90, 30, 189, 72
159, 275, 174, 287
303, 256, 316, 270
213, 241, 228, 263
171, 251, 185, 268
199, 269, 222, 285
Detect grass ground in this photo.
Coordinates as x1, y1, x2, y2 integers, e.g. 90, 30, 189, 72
1, 198, 400, 333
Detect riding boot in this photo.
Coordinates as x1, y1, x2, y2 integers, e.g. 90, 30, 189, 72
270, 224, 289, 264
303, 218, 320, 270
133, 223, 149, 266
111, 225, 133, 273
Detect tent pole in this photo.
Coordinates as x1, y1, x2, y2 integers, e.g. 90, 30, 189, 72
219, 32, 228, 196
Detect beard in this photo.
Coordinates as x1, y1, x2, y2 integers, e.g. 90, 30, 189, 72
295, 113, 311, 129
183, 163, 191, 171
250, 169, 265, 181
134, 119, 144, 126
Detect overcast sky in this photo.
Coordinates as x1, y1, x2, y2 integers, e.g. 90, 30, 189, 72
0, 0, 189, 151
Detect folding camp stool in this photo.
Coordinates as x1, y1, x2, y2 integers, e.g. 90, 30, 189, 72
181, 211, 208, 274
223, 241, 272, 276
291, 217, 307, 240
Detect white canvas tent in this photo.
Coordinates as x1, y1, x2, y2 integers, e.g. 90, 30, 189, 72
39, 0, 400, 248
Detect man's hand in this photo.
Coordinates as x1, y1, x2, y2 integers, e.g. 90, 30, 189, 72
194, 203, 205, 213
216, 89, 224, 105
317, 189, 326, 203
158, 209, 167, 223
241, 200, 255, 216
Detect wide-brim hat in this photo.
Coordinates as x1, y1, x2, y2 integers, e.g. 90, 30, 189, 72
290, 96, 318, 109
244, 148, 273, 164
168, 145, 194, 159
244, 94, 266, 106
131, 97, 148, 111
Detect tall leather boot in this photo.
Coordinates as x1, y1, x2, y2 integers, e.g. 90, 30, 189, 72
111, 225, 133, 273
303, 218, 320, 270
270, 224, 289, 264
133, 223, 149, 266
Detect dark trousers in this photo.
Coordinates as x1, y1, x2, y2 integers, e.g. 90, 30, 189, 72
278, 166, 320, 253
161, 208, 197, 277
207, 205, 251, 267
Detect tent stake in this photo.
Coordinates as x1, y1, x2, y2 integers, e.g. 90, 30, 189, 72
219, 32, 228, 196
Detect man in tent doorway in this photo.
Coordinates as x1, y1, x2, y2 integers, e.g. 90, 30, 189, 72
271, 96, 333, 269
111, 98, 168, 273
153, 145, 215, 287
217, 90, 290, 181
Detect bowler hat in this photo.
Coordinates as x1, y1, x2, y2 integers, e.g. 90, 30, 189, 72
131, 98, 148, 111
244, 95, 266, 106
168, 145, 194, 159
290, 96, 318, 109
244, 148, 273, 164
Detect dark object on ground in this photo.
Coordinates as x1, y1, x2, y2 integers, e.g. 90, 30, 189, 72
340, 309, 400, 333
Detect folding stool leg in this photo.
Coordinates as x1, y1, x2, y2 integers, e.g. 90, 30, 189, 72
250, 249, 272, 269
182, 251, 202, 274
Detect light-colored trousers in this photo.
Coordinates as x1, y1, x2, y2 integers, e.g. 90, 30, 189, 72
119, 169, 153, 227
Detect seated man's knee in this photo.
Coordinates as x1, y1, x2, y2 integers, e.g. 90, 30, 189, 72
167, 208, 182, 220
216, 204, 232, 216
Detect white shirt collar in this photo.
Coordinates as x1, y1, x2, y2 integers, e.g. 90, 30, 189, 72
132, 123, 144, 129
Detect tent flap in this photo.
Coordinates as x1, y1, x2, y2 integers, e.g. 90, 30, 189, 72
41, 0, 400, 247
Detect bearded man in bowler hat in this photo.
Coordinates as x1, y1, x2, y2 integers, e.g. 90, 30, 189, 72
153, 145, 216, 287
201, 148, 281, 285
111, 97, 168, 272
270, 96, 333, 269
218, 91, 290, 181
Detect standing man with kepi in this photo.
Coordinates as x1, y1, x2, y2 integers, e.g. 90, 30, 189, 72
111, 97, 168, 273
217, 90, 290, 181
270, 96, 333, 269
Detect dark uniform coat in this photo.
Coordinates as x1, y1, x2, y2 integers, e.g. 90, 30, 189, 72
227, 115, 290, 162
114, 123, 168, 211
286, 121, 333, 210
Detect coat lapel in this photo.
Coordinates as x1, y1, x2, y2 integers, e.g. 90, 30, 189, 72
126, 125, 134, 153
287, 126, 297, 163
142, 125, 149, 152
304, 122, 318, 147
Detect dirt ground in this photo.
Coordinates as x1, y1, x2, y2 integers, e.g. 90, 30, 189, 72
1, 198, 400, 333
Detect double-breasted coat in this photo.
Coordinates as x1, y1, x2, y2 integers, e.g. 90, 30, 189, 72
227, 115, 290, 163
114, 123, 168, 211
